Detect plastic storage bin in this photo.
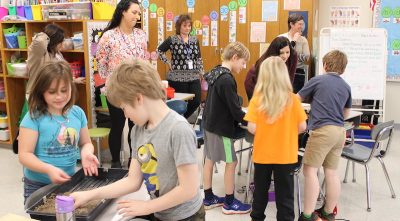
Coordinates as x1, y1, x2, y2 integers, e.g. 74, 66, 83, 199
17, 6, 25, 17
17, 35, 27, 48
24, 5, 33, 20
8, 6, 16, 16
0, 129, 9, 141
0, 116, 8, 128
0, 6, 8, 20
31, 5, 42, 20
4, 32, 19, 48
0, 81, 5, 99
92, 2, 115, 20
41, 2, 92, 20
354, 123, 374, 148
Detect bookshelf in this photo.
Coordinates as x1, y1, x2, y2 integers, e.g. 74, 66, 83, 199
0, 20, 92, 145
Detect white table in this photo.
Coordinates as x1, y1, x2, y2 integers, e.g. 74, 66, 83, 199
169, 92, 195, 101
95, 93, 195, 114
96, 184, 150, 221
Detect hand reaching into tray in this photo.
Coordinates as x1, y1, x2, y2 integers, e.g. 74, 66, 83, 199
70, 190, 95, 209
81, 149, 99, 177
48, 166, 71, 184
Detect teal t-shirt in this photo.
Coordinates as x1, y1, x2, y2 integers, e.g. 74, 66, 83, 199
21, 105, 87, 184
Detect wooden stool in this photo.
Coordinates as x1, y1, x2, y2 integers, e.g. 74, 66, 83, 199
89, 127, 110, 166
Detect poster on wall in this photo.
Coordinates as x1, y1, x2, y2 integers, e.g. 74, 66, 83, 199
142, 0, 149, 41
143, 9, 149, 41
239, 7, 246, 24
187, 0, 195, 13
250, 22, 266, 43
289, 11, 308, 38
330, 6, 360, 28
284, 0, 300, 10
150, 3, 157, 18
374, 0, 400, 81
259, 43, 270, 57
202, 25, 210, 46
229, 11, 237, 43
221, 5, 229, 21
86, 21, 109, 127
262, 0, 278, 22
158, 17, 164, 46
211, 20, 218, 46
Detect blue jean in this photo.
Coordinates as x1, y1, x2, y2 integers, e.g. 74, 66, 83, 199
23, 177, 47, 204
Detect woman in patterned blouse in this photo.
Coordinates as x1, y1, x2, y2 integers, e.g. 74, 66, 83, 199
96, 0, 147, 168
157, 14, 204, 119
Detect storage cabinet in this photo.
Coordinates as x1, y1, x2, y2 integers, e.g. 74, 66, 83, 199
0, 20, 91, 145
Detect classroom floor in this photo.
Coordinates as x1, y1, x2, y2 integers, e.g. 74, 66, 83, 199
1, 128, 399, 221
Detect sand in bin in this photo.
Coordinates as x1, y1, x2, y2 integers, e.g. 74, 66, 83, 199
34, 192, 102, 216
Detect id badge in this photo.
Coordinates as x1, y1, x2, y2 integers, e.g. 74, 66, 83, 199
187, 60, 194, 69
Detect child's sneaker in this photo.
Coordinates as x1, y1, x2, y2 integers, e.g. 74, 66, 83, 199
314, 207, 335, 221
298, 212, 323, 221
203, 194, 225, 210
222, 198, 251, 215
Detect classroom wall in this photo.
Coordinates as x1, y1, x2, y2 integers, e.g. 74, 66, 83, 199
316, 0, 400, 124
317, 0, 373, 31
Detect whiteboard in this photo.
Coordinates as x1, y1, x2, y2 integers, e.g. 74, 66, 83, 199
319, 28, 387, 100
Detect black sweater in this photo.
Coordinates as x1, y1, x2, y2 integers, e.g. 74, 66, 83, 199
203, 66, 246, 138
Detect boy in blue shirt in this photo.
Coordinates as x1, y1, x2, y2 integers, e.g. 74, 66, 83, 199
298, 50, 352, 221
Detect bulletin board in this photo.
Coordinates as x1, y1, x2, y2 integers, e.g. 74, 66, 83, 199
373, 0, 400, 81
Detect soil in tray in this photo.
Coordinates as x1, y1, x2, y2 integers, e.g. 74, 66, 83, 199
34, 193, 102, 216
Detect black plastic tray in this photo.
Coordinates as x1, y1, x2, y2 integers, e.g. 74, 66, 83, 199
26, 167, 128, 221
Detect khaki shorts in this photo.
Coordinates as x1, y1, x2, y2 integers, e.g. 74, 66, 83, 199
303, 125, 346, 169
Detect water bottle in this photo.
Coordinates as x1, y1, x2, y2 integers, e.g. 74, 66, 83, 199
55, 195, 76, 221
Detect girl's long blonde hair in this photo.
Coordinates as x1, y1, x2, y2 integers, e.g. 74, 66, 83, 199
254, 56, 293, 123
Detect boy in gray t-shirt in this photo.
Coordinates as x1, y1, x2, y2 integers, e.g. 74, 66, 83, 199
298, 50, 352, 221
71, 60, 204, 221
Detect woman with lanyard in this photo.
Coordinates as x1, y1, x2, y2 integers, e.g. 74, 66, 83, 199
157, 14, 204, 119
96, 0, 147, 168
279, 13, 310, 93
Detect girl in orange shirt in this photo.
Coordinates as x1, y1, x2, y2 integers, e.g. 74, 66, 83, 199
244, 56, 307, 221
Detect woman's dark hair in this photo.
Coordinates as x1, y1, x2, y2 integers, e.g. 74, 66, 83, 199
43, 24, 64, 55
253, 36, 295, 79
100, 0, 140, 38
28, 61, 77, 118
175, 14, 192, 35
287, 13, 304, 30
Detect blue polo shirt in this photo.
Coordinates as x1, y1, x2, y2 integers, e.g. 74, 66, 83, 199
298, 73, 352, 130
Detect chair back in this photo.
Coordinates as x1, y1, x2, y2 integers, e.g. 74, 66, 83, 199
370, 120, 395, 158
167, 100, 187, 116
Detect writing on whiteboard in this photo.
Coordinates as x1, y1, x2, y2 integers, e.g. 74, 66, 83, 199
320, 28, 387, 100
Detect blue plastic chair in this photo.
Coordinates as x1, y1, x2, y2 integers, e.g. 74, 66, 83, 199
166, 100, 187, 116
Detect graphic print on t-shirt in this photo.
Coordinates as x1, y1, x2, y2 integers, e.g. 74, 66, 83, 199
137, 143, 159, 197
46, 125, 78, 155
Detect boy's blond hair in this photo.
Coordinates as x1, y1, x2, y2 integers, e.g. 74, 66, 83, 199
222, 42, 250, 61
107, 59, 166, 107
323, 50, 348, 74
254, 56, 293, 123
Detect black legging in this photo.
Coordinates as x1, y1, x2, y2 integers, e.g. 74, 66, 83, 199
250, 163, 296, 221
168, 79, 201, 118
106, 99, 134, 163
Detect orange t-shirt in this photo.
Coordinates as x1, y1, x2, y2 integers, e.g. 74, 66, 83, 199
244, 93, 307, 164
